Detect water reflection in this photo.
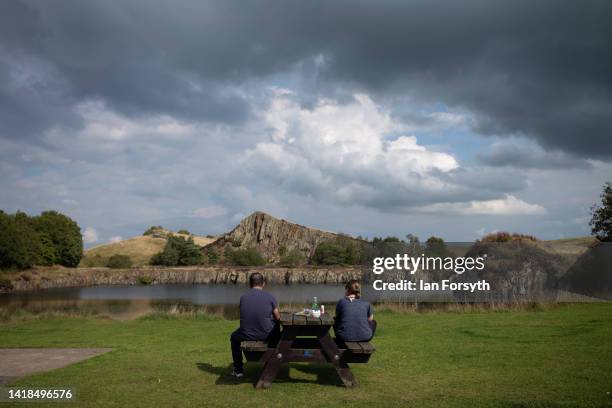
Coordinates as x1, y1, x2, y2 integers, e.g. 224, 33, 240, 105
0, 284, 345, 319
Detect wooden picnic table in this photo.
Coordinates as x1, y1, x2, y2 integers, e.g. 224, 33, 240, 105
241, 311, 375, 389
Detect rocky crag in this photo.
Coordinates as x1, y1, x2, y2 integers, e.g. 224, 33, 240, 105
202, 211, 344, 262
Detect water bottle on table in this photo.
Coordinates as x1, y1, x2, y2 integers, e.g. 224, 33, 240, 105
311, 296, 321, 318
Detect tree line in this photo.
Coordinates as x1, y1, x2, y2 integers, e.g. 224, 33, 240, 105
0, 210, 83, 270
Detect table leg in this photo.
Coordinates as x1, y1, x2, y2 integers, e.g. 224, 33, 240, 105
255, 331, 294, 389
318, 333, 358, 388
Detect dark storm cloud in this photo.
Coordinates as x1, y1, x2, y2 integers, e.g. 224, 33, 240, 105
476, 142, 592, 169
1, 0, 611, 157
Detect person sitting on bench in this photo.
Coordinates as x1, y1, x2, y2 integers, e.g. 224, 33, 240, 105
230, 272, 281, 378
334, 280, 377, 345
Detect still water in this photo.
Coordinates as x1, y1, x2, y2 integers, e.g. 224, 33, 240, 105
0, 284, 349, 319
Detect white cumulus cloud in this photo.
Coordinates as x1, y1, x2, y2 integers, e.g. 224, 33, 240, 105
243, 91, 461, 207
82, 227, 99, 244
419, 194, 546, 215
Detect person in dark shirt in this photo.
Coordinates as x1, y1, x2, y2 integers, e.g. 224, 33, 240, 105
230, 272, 280, 377
334, 280, 376, 343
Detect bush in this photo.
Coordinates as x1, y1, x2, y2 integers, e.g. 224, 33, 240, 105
177, 229, 191, 235
206, 249, 219, 265
424, 236, 453, 258
107, 254, 132, 269
143, 226, 164, 236
279, 248, 306, 267
150, 235, 203, 266
312, 235, 361, 265
138, 276, 153, 285
479, 232, 538, 243
224, 247, 266, 266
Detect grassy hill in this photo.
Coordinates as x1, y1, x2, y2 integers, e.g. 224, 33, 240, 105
540, 236, 599, 256
80, 232, 216, 267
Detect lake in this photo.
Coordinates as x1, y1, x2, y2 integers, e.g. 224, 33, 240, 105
0, 283, 353, 319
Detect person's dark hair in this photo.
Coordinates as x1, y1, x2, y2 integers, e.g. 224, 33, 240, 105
345, 279, 361, 298
249, 272, 265, 288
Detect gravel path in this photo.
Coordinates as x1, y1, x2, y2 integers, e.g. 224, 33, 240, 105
0, 348, 112, 385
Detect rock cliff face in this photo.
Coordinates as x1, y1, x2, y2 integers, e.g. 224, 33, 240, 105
203, 211, 339, 262
2, 266, 362, 293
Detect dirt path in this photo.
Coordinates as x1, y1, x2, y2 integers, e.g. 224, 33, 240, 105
0, 348, 112, 385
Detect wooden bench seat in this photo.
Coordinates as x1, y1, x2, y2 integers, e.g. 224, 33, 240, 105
342, 341, 375, 363
240, 341, 268, 352
240, 341, 269, 362
343, 341, 375, 354
240, 340, 375, 363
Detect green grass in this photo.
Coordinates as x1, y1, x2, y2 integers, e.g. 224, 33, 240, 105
0, 304, 611, 407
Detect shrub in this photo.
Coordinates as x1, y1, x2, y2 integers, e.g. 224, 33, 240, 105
225, 247, 266, 266
279, 248, 306, 267
206, 249, 219, 265
177, 229, 191, 235
150, 235, 203, 266
312, 235, 361, 265
312, 242, 347, 265
424, 236, 453, 258
143, 226, 164, 236
479, 232, 538, 243
107, 254, 132, 269
138, 276, 153, 285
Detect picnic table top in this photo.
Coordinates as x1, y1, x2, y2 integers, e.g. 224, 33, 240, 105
279, 311, 334, 326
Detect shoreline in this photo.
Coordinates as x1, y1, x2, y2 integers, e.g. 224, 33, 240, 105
0, 265, 362, 294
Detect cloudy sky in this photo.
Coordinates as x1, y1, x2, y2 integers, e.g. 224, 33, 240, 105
1, 0, 611, 246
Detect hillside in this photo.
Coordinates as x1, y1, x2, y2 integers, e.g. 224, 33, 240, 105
202, 211, 346, 262
80, 232, 216, 267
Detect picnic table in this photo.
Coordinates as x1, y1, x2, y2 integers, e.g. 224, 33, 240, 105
241, 311, 375, 389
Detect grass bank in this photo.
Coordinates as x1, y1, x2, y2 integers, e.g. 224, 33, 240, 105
0, 304, 611, 407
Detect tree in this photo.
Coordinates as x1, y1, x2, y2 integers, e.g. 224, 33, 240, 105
405, 234, 423, 255
0, 211, 34, 269
590, 182, 612, 242
150, 235, 203, 266
0, 210, 81, 270
177, 229, 191, 235
32, 211, 83, 267
424, 236, 452, 258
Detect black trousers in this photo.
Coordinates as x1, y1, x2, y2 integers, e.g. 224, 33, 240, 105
230, 323, 280, 371
334, 319, 377, 346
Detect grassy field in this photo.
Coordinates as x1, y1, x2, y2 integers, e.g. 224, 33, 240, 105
0, 304, 611, 407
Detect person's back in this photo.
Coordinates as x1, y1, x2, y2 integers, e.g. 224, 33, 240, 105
335, 297, 373, 341
239, 288, 277, 340
334, 280, 376, 342
230, 272, 280, 377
